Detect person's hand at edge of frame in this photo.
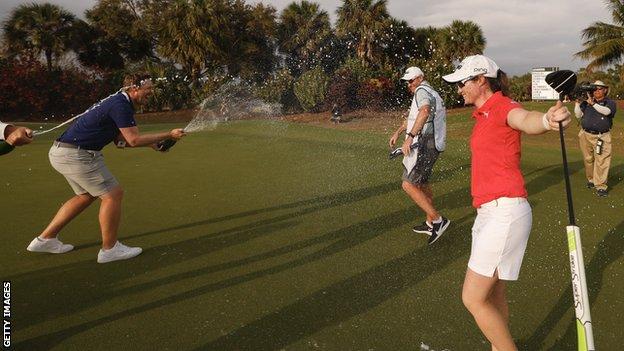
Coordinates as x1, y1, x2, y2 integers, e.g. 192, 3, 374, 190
545, 100, 572, 131
5, 126, 34, 146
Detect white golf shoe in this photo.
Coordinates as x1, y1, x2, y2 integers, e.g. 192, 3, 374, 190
97, 241, 142, 263
27, 237, 74, 253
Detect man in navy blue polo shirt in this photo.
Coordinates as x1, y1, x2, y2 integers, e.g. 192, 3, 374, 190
574, 80, 617, 197
27, 74, 186, 263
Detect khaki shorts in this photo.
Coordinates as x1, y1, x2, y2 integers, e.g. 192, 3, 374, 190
469, 197, 532, 281
49, 145, 119, 197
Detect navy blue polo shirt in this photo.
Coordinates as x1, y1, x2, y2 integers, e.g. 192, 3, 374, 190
579, 98, 617, 133
58, 92, 136, 151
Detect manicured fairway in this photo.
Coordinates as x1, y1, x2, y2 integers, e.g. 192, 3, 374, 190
1, 106, 623, 350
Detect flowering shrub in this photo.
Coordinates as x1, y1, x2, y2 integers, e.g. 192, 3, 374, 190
0, 58, 113, 120
356, 77, 395, 110
323, 68, 359, 112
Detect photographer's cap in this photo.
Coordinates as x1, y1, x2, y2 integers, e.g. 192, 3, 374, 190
443, 55, 500, 83
401, 67, 424, 81
593, 80, 608, 88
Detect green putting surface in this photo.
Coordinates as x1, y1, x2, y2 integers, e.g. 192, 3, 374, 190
1, 106, 623, 350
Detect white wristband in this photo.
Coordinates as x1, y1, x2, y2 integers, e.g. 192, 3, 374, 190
542, 113, 552, 131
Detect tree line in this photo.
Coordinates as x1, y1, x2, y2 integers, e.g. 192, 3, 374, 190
1, 0, 621, 119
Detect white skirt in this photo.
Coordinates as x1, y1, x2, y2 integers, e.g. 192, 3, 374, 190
468, 197, 532, 281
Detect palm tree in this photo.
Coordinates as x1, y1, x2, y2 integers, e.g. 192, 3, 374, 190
278, 1, 332, 75
70, 19, 126, 70
436, 20, 486, 62
225, 2, 278, 80
82, 0, 154, 66
2, 3, 76, 71
156, 0, 232, 83
576, 0, 624, 71
336, 0, 390, 65
379, 18, 430, 68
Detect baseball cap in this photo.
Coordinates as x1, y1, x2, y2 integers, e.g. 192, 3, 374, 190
401, 67, 424, 81
442, 55, 500, 83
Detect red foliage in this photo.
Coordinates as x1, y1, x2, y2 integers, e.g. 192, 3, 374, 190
356, 77, 395, 111
0, 58, 115, 121
323, 69, 359, 112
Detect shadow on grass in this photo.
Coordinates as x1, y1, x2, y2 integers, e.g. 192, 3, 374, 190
196, 213, 475, 351
15, 211, 475, 351
13, 180, 470, 329
524, 160, 583, 197
13, 220, 297, 330
432, 161, 567, 213
11, 206, 451, 349
519, 220, 624, 350
608, 162, 624, 190
11, 182, 407, 328
431, 163, 471, 182
73, 181, 400, 251
11, 151, 576, 348
13, 161, 573, 349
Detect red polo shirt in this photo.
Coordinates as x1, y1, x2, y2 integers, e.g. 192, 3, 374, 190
470, 92, 528, 208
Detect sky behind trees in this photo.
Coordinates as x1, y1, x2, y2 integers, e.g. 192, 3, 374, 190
0, 0, 613, 75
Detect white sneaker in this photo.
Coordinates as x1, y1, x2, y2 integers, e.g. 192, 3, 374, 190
97, 241, 142, 263
27, 237, 74, 253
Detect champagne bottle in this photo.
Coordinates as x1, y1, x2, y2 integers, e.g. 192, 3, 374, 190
156, 138, 177, 152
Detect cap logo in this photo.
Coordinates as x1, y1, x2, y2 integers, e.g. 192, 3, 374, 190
474, 68, 487, 73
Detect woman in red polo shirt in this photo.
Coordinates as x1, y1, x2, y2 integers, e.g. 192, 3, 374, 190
443, 55, 571, 351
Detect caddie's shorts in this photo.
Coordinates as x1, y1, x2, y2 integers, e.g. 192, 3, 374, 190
468, 197, 532, 281
49, 145, 119, 197
402, 133, 439, 185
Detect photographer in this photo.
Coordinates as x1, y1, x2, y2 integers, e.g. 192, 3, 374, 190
574, 80, 616, 197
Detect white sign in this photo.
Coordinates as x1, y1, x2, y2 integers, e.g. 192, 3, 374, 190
532, 67, 559, 100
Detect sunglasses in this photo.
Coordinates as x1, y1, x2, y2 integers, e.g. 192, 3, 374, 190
457, 76, 478, 88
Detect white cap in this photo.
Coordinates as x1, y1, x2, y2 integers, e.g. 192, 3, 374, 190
400, 67, 424, 81
593, 80, 608, 87
442, 55, 500, 83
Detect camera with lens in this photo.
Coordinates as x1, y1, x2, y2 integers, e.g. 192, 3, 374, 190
578, 83, 598, 93
569, 81, 598, 101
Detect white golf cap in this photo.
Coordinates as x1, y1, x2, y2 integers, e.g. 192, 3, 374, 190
593, 80, 608, 87
442, 55, 500, 83
401, 66, 424, 81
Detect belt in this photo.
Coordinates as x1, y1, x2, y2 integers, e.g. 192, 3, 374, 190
53, 141, 95, 151
479, 197, 527, 209
583, 129, 608, 135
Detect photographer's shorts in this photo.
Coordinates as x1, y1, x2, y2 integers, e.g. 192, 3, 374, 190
49, 145, 119, 197
402, 133, 439, 185
469, 197, 532, 281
